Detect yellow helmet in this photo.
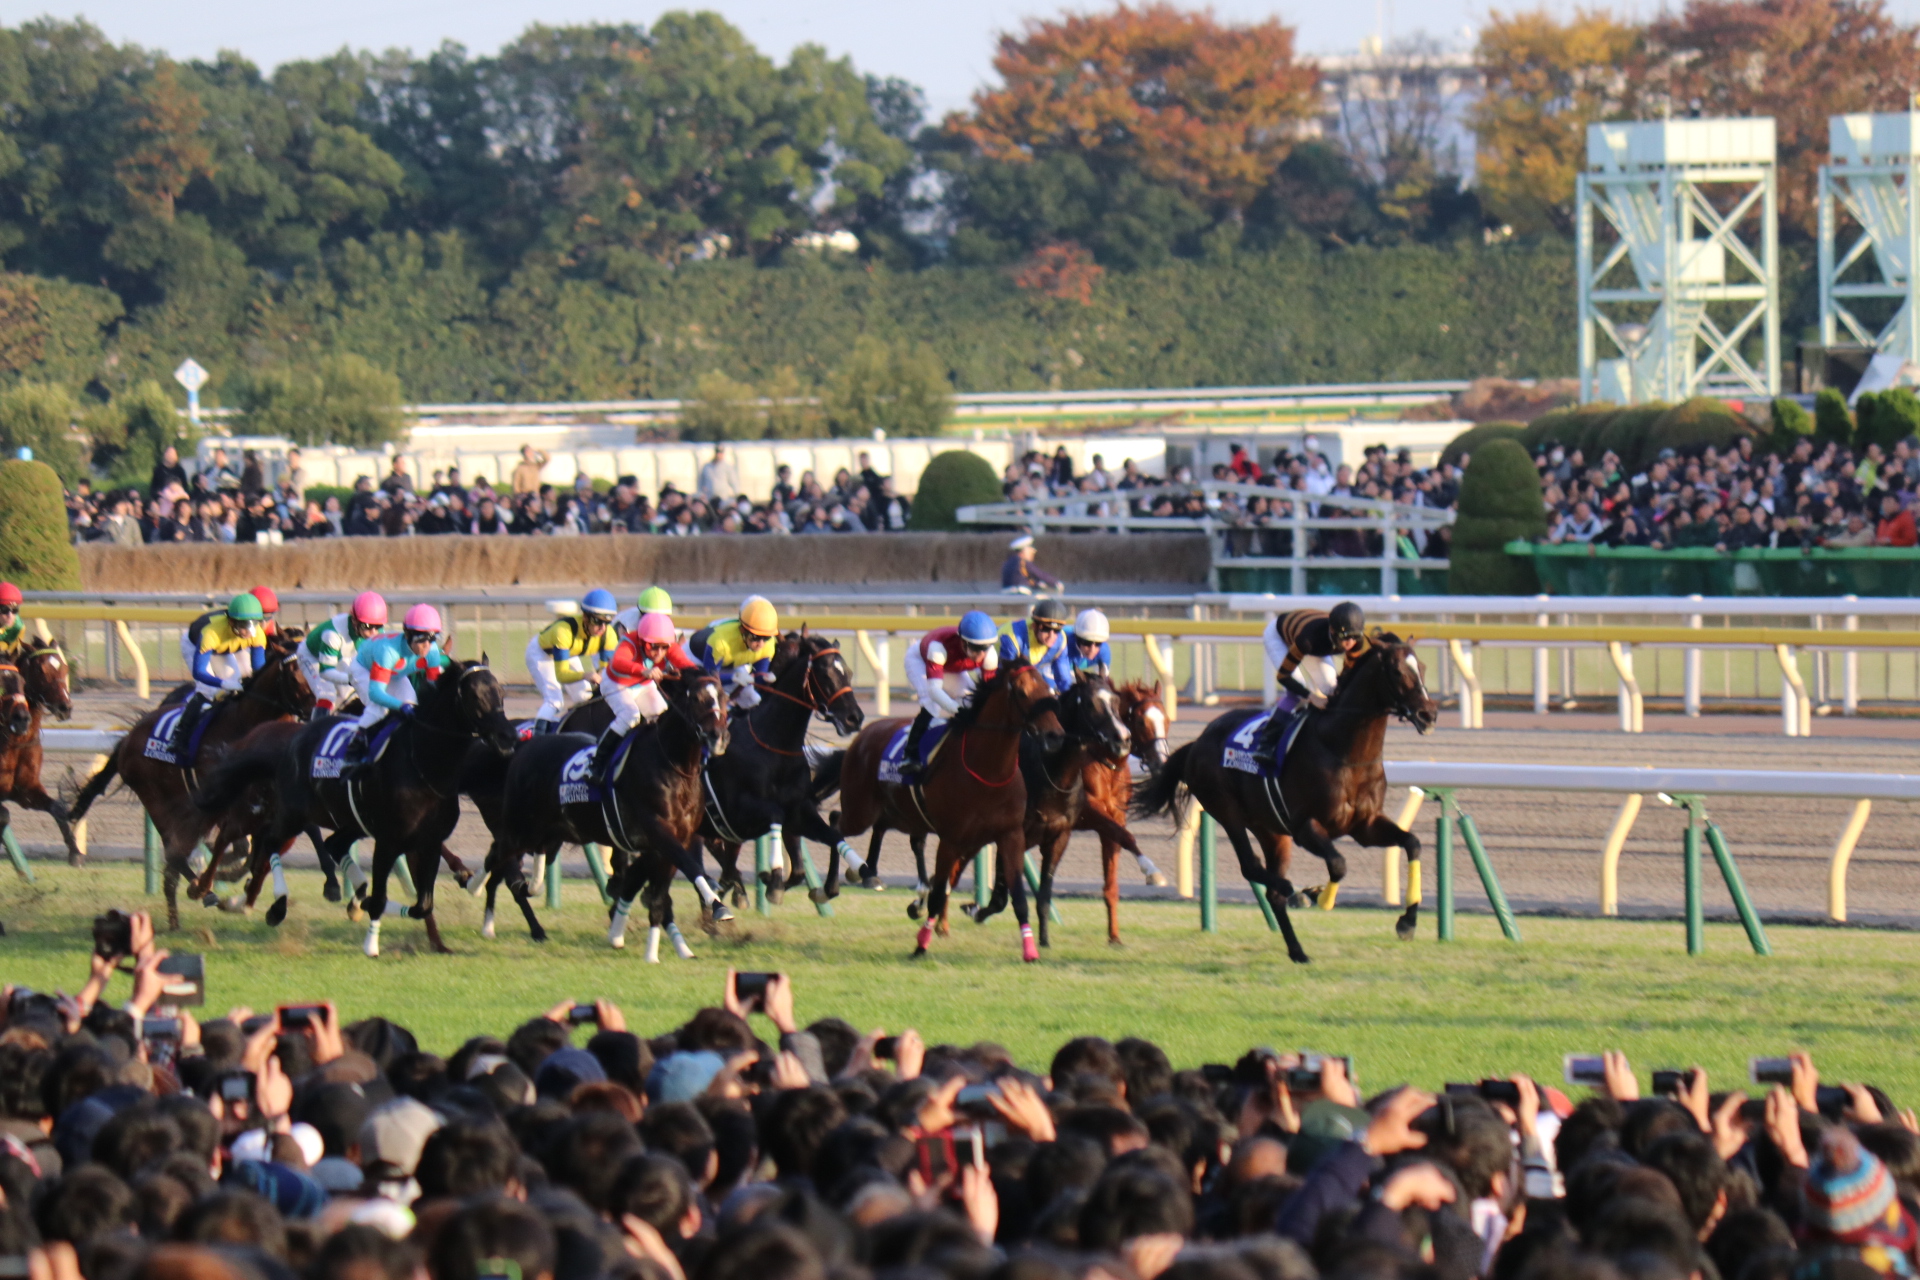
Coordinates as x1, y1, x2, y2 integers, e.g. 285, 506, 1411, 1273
740, 595, 778, 637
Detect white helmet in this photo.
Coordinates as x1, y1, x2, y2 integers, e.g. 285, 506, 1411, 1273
1074, 608, 1110, 644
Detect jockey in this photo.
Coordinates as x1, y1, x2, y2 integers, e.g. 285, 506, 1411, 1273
342, 604, 448, 771
1064, 608, 1112, 681
299, 592, 388, 716
168, 593, 269, 754
178, 585, 280, 672
590, 611, 698, 786
0, 583, 27, 660
525, 589, 620, 732
899, 610, 999, 780
1252, 601, 1368, 764
689, 596, 778, 710
997, 596, 1070, 692
614, 585, 673, 638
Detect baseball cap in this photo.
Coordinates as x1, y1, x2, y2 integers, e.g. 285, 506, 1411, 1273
357, 1098, 441, 1178
646, 1051, 726, 1104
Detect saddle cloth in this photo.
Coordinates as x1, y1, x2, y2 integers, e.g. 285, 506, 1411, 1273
311, 716, 402, 780
557, 730, 640, 806
1222, 706, 1307, 778
143, 703, 218, 766
877, 720, 951, 784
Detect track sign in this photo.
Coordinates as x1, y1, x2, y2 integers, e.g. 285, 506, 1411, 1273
173, 359, 207, 393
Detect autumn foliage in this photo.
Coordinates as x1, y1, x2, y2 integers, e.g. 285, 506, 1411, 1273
949, 4, 1319, 211
1012, 242, 1104, 305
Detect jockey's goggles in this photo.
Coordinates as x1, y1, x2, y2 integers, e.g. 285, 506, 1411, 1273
1075, 637, 1101, 651
403, 629, 434, 646
962, 640, 993, 655
641, 641, 671, 661
231, 619, 256, 635
0, 604, 18, 618
1031, 620, 1062, 636
740, 627, 769, 646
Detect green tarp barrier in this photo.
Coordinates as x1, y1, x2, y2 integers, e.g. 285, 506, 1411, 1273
1509, 540, 1920, 597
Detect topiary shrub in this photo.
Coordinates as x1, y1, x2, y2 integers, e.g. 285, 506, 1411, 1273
907, 449, 1003, 531
1449, 438, 1547, 595
1768, 397, 1814, 457
1597, 403, 1670, 475
1646, 396, 1757, 460
1814, 388, 1854, 449
0, 460, 82, 589
1440, 421, 1525, 469
1521, 403, 1616, 461
1855, 387, 1920, 453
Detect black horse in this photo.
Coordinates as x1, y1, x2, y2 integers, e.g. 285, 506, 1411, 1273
702, 632, 865, 906
1133, 633, 1438, 963
195, 660, 518, 956
490, 671, 729, 955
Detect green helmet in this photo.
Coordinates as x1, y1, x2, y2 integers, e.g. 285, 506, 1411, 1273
637, 586, 674, 614
226, 593, 265, 623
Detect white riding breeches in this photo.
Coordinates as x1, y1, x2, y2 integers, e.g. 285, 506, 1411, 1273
526, 636, 595, 722
351, 667, 417, 729
603, 679, 669, 735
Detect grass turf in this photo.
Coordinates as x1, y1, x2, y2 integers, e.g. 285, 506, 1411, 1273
3, 863, 1916, 1100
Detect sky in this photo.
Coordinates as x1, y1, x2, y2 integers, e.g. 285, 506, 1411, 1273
12, 0, 1516, 120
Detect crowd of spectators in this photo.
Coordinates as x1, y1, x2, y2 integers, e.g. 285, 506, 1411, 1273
1531, 436, 1920, 553
5, 907, 1915, 1280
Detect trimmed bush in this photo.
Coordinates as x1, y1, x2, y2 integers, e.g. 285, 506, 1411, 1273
1647, 396, 1758, 460
0, 460, 82, 589
1521, 403, 1616, 461
1440, 421, 1524, 469
1814, 388, 1854, 449
1855, 388, 1920, 453
1597, 403, 1670, 475
907, 449, 1003, 532
1768, 397, 1814, 457
1449, 438, 1546, 595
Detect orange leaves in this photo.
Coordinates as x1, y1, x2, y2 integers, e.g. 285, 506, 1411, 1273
115, 61, 213, 222
1012, 242, 1104, 304
950, 3, 1317, 209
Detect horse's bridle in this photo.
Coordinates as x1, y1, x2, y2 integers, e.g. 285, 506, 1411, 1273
761, 645, 857, 719
242, 653, 308, 719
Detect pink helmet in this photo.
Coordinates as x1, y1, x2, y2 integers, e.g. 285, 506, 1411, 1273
634, 612, 677, 644
351, 591, 388, 626
402, 603, 442, 634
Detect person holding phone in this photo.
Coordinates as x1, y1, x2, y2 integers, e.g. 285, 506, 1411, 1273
721, 971, 827, 1085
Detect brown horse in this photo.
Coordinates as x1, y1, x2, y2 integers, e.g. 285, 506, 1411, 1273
0, 645, 85, 866
1132, 633, 1437, 963
838, 663, 1065, 962
1075, 679, 1171, 946
69, 641, 314, 928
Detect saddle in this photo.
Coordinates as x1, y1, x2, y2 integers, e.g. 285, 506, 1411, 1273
877, 721, 950, 785
1222, 705, 1309, 832
558, 729, 640, 807
313, 716, 404, 780
143, 700, 222, 767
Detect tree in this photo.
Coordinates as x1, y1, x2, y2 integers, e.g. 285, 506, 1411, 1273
679, 370, 762, 441
0, 383, 83, 482
1472, 8, 1640, 234
85, 380, 183, 488
236, 353, 403, 446
114, 60, 213, 221
1814, 387, 1854, 447
822, 336, 951, 437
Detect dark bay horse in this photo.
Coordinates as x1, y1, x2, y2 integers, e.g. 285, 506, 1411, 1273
194, 660, 517, 956
1132, 633, 1438, 963
0, 644, 85, 866
70, 641, 314, 928
490, 672, 730, 955
838, 663, 1064, 962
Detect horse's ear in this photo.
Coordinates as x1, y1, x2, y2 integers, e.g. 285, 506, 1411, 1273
481, 651, 490, 667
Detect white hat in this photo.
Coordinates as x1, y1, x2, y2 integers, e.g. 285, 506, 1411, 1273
1009, 534, 1034, 551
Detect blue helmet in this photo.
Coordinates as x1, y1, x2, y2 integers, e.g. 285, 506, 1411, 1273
582, 589, 618, 619
957, 611, 998, 645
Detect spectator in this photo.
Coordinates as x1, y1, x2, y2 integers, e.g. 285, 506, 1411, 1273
240, 450, 265, 498
1550, 501, 1604, 544
1877, 493, 1917, 547
149, 445, 189, 499
381, 457, 416, 497
281, 448, 308, 506
699, 446, 740, 502
511, 445, 548, 496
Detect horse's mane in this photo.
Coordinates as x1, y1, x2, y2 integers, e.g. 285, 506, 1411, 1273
947, 660, 1025, 736
1327, 631, 1406, 701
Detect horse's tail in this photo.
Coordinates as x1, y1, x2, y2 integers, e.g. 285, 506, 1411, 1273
193, 741, 281, 816
810, 749, 846, 804
67, 747, 121, 822
1131, 742, 1193, 822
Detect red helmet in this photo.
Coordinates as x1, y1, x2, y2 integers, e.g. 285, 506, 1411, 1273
351, 591, 388, 626
0, 583, 21, 608
250, 586, 279, 615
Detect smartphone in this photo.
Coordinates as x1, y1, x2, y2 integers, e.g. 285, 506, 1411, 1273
915, 1131, 955, 1184
733, 972, 776, 1011
1651, 1069, 1696, 1097
277, 1003, 324, 1031
142, 1017, 181, 1042
955, 1083, 1000, 1117
951, 1123, 987, 1170
1564, 1054, 1607, 1087
1287, 1052, 1354, 1091
874, 1037, 899, 1060
156, 953, 205, 1007
1815, 1085, 1851, 1115
92, 910, 133, 959
218, 1072, 254, 1105
1750, 1057, 1795, 1086
1479, 1080, 1521, 1106
567, 1004, 597, 1026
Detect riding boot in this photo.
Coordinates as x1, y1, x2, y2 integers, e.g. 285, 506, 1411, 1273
586, 726, 622, 788
532, 718, 557, 735
898, 708, 933, 781
170, 693, 208, 755
339, 725, 374, 780
1249, 696, 1295, 766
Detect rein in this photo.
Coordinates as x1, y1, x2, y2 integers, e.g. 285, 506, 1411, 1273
751, 648, 854, 755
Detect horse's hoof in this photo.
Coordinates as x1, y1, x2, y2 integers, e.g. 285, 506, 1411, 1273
455, 870, 473, 891
1395, 921, 1416, 941
408, 904, 427, 920
1021, 935, 1039, 963
708, 901, 736, 924
345, 900, 361, 922
1289, 951, 1312, 965
906, 901, 922, 920
910, 946, 929, 960
529, 929, 547, 944
1108, 937, 1126, 949
322, 881, 342, 904
466, 875, 486, 898
862, 875, 884, 892
200, 893, 220, 910
265, 897, 288, 927
1146, 872, 1170, 887
809, 888, 830, 905
480, 919, 496, 940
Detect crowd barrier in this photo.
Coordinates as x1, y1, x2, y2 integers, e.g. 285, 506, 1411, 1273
1514, 540, 1920, 598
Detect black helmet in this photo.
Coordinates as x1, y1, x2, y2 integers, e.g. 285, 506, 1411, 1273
1329, 602, 1365, 641
1031, 596, 1069, 625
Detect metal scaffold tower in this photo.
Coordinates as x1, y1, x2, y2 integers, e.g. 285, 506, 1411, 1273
1577, 118, 1781, 404
1819, 112, 1920, 363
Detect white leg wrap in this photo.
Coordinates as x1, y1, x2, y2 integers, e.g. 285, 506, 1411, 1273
694, 875, 718, 905
836, 840, 866, 876
188, 846, 210, 875
645, 926, 662, 963
529, 857, 546, 895
341, 848, 367, 893
364, 919, 381, 958
769, 826, 787, 872
270, 853, 288, 900
667, 922, 695, 959
481, 908, 495, 940
608, 899, 632, 949
1137, 855, 1161, 876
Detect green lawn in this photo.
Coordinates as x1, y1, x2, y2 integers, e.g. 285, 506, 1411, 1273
4, 864, 1917, 1101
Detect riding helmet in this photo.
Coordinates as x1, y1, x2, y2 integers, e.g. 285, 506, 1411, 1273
0, 582, 22, 608
402, 603, 443, 636
1329, 601, 1366, 641
634, 612, 677, 644
1030, 596, 1069, 625
958, 611, 998, 646
582, 588, 619, 619
637, 586, 674, 615
250, 586, 279, 616
226, 593, 265, 623
739, 596, 778, 637
1074, 609, 1110, 644
351, 591, 389, 626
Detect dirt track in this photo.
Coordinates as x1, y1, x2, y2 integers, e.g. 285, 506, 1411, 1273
25, 687, 1920, 931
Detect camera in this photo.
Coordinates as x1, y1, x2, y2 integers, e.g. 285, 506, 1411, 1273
1285, 1052, 1354, 1092
732, 972, 776, 1011
1652, 1068, 1697, 1097
1564, 1055, 1608, 1087
1446, 1080, 1521, 1106
92, 909, 134, 959
566, 1004, 597, 1026
874, 1036, 899, 1060
277, 1004, 324, 1030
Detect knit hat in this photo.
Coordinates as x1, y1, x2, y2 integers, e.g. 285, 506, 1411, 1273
647, 1051, 725, 1104
1803, 1130, 1918, 1256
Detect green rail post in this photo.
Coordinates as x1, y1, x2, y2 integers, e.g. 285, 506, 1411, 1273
1705, 821, 1771, 957
584, 843, 612, 906
1199, 814, 1218, 932
754, 836, 772, 916
1456, 811, 1520, 942
1253, 877, 1281, 931
1, 825, 32, 883
545, 854, 562, 909
974, 850, 991, 910
1435, 790, 1456, 942
1020, 853, 1063, 925
790, 832, 834, 919
144, 817, 161, 895
1680, 796, 1704, 956
394, 853, 417, 899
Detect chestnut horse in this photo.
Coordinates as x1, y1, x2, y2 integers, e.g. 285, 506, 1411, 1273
1075, 680, 1172, 944
838, 663, 1065, 962
0, 645, 85, 866
1134, 634, 1437, 963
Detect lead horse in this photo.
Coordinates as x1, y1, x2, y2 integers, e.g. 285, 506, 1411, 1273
1132, 633, 1437, 963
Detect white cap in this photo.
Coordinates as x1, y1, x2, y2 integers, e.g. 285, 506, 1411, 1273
1074, 609, 1110, 643
1009, 534, 1034, 551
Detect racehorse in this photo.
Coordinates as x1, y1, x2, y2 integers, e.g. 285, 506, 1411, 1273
69, 641, 314, 929
1132, 633, 1437, 963
971, 673, 1139, 949
837, 662, 1065, 962
194, 660, 517, 956
487, 671, 729, 955
1076, 680, 1172, 944
700, 632, 865, 905
0, 644, 85, 867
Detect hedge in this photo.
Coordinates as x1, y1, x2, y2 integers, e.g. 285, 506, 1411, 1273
1450, 438, 1546, 595
1439, 421, 1525, 469
908, 450, 1004, 532
0, 460, 82, 589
